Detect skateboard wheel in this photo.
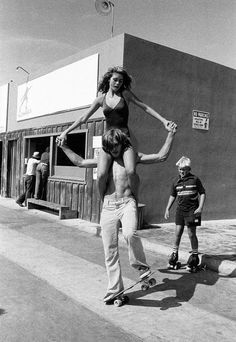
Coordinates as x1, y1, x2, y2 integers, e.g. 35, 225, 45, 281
114, 295, 129, 307
174, 262, 181, 270
122, 295, 129, 304
148, 278, 156, 286
141, 284, 149, 291
186, 266, 196, 273
114, 299, 123, 307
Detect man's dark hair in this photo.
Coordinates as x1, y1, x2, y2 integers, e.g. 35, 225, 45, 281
102, 128, 131, 154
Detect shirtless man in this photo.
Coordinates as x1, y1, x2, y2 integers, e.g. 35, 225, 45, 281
58, 124, 177, 303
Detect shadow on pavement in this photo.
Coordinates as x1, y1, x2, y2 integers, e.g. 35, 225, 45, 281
125, 268, 220, 310
209, 254, 236, 261
0, 308, 6, 315
202, 254, 236, 277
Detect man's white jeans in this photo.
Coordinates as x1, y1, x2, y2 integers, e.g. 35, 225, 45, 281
100, 196, 149, 301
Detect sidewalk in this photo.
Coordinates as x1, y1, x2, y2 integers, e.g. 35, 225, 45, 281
1, 197, 236, 277
62, 217, 236, 277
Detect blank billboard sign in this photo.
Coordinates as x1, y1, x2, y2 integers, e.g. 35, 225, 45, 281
17, 53, 98, 121
0, 84, 8, 132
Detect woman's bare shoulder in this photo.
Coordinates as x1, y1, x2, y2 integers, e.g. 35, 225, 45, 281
122, 89, 133, 103
94, 94, 105, 106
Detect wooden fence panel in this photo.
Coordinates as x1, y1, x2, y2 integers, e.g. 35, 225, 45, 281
54, 181, 60, 204
65, 182, 73, 208
47, 180, 55, 202
60, 181, 66, 205
79, 184, 85, 219
71, 183, 79, 213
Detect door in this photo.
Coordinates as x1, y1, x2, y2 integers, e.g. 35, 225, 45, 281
0, 141, 2, 192
7, 139, 17, 197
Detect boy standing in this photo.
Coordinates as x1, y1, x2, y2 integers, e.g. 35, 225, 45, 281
164, 156, 206, 271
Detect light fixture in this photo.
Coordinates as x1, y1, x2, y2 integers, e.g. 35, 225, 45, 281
16, 66, 30, 83
95, 0, 115, 37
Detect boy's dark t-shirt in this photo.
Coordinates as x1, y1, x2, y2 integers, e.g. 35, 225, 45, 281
170, 173, 205, 212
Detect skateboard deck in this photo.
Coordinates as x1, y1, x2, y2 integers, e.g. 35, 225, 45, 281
106, 271, 157, 307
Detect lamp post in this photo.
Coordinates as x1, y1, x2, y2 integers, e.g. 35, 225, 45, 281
16, 66, 31, 115
95, 0, 115, 38
16, 66, 30, 83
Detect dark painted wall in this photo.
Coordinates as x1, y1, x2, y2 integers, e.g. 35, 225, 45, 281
123, 34, 236, 223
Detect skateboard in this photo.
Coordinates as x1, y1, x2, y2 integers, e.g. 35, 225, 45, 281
106, 271, 157, 307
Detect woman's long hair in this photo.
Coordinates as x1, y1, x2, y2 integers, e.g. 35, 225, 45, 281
98, 67, 132, 94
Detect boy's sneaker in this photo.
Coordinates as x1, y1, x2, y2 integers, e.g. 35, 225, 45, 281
139, 267, 151, 280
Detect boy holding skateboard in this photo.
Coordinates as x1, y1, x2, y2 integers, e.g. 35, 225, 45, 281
164, 156, 206, 272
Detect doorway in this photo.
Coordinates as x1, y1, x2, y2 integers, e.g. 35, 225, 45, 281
7, 139, 17, 197
0, 141, 2, 192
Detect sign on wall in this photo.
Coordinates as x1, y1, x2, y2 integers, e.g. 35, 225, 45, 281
17, 53, 99, 121
0, 84, 8, 132
92, 135, 102, 180
192, 110, 210, 130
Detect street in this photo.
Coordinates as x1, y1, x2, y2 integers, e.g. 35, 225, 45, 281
0, 200, 236, 342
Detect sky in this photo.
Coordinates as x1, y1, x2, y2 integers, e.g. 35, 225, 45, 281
0, 0, 236, 85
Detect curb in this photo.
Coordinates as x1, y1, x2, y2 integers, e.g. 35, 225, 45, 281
138, 236, 236, 277
201, 254, 236, 277
60, 217, 236, 277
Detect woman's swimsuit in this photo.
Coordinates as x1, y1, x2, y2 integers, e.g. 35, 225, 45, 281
102, 94, 130, 135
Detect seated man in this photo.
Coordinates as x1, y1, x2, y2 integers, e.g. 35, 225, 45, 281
58, 124, 177, 303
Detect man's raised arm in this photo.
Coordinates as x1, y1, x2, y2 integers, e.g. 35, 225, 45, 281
137, 124, 177, 164
58, 141, 97, 168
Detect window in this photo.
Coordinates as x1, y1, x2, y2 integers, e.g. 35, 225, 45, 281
53, 130, 87, 181
56, 132, 86, 166
25, 136, 50, 159
24, 130, 87, 181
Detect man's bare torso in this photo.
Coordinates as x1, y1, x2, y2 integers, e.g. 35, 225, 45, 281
104, 157, 136, 200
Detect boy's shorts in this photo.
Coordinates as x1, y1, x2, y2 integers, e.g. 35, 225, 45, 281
175, 208, 201, 227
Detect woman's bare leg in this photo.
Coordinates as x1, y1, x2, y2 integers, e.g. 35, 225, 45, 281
123, 147, 139, 202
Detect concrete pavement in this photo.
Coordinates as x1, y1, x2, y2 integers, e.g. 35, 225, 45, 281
1, 196, 236, 277
2, 203, 236, 342
62, 218, 236, 277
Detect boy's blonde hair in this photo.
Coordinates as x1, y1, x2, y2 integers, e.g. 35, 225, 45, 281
176, 156, 191, 168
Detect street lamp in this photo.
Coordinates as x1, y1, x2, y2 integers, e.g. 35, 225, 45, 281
16, 66, 30, 83
16, 66, 31, 115
95, 0, 115, 38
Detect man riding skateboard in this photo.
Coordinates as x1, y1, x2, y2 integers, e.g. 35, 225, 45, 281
58, 123, 177, 304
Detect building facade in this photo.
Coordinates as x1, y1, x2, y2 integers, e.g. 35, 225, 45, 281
1, 33, 236, 224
